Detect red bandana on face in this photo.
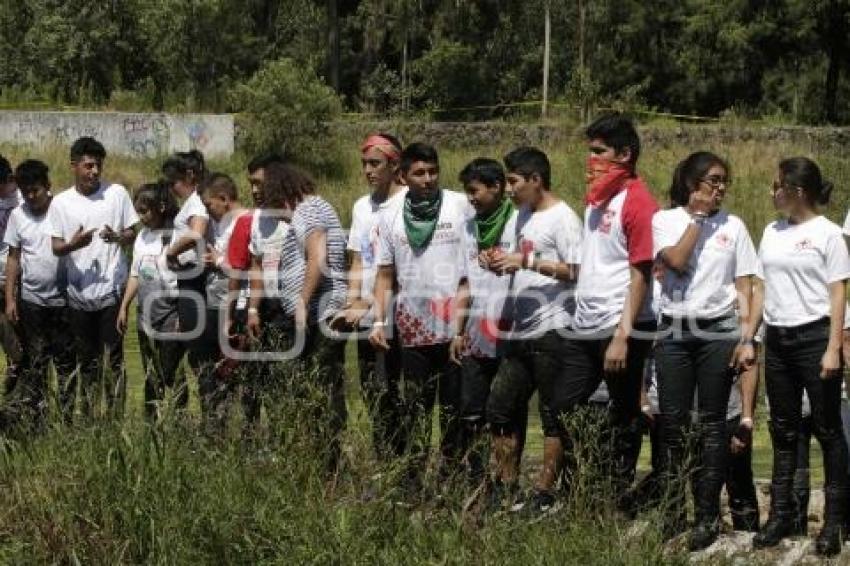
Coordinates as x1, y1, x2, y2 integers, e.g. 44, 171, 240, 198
585, 155, 633, 207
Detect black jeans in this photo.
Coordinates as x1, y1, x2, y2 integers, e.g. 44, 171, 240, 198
268, 323, 347, 471
357, 334, 404, 460
488, 330, 585, 439
725, 416, 760, 531
765, 318, 849, 519
138, 322, 187, 421
399, 342, 463, 483
561, 323, 656, 494
242, 304, 294, 428
68, 303, 126, 420
656, 316, 737, 524
5, 301, 75, 428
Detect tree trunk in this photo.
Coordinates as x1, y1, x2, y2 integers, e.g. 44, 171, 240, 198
327, 0, 340, 93
542, 0, 551, 119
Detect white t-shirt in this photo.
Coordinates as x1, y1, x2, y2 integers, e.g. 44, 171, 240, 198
348, 188, 407, 327
4, 202, 65, 307
463, 209, 518, 357
207, 211, 251, 308
47, 182, 139, 311
758, 215, 850, 327
130, 226, 179, 331
573, 183, 658, 332
0, 190, 21, 286
172, 191, 209, 266
507, 201, 583, 337
248, 209, 290, 298
653, 208, 758, 319
378, 189, 470, 347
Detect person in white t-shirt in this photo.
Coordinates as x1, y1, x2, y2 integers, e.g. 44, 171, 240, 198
750, 157, 849, 557
3, 160, 74, 429
0, 154, 23, 396
370, 143, 471, 491
652, 151, 759, 549
566, 114, 659, 512
450, 158, 521, 486
162, 150, 211, 379
335, 133, 407, 461
197, 174, 251, 434
116, 182, 187, 422
481, 147, 583, 515
49, 137, 139, 420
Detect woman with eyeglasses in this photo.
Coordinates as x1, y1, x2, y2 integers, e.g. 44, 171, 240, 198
750, 157, 849, 556
652, 151, 759, 550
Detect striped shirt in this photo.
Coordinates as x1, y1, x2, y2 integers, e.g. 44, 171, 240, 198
278, 195, 348, 322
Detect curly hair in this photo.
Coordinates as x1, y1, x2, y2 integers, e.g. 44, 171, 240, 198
261, 162, 316, 209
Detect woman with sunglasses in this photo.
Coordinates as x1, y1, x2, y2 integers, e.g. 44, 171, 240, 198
751, 158, 849, 556
653, 151, 758, 550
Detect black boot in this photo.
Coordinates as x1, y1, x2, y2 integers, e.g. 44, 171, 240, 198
688, 519, 720, 552
791, 468, 810, 536
815, 487, 847, 557
754, 485, 796, 548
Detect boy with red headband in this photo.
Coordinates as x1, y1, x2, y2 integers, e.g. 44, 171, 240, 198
337, 133, 407, 460
566, 113, 658, 506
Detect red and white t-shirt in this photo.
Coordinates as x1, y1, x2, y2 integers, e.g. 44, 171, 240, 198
653, 208, 758, 319
573, 180, 658, 332
463, 209, 518, 358
757, 215, 850, 327
377, 190, 471, 347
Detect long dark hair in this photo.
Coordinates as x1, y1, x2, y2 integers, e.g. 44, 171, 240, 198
779, 157, 833, 206
161, 150, 206, 186
669, 151, 730, 207
134, 181, 179, 221
262, 162, 316, 209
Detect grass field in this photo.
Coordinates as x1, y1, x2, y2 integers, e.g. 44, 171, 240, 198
0, 129, 846, 561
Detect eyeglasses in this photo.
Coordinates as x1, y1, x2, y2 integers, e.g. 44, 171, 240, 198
699, 176, 731, 190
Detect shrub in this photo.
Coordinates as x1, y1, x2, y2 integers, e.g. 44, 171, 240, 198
229, 58, 343, 170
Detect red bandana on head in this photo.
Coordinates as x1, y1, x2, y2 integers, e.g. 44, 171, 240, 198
585, 155, 633, 207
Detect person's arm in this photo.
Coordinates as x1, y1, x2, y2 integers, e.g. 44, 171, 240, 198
4, 247, 20, 324
449, 277, 471, 364
821, 280, 846, 379
338, 251, 371, 327
297, 229, 328, 328
658, 222, 702, 274
731, 275, 755, 369
488, 252, 577, 281
604, 261, 651, 374
245, 254, 265, 339
166, 216, 208, 259
52, 227, 96, 257
116, 276, 140, 334
368, 264, 395, 350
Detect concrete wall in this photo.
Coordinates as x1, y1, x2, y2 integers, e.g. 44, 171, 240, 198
0, 111, 234, 158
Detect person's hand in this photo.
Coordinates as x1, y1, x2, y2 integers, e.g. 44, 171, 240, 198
821, 346, 842, 379
100, 224, 120, 244
604, 335, 628, 375
369, 324, 390, 351
688, 185, 715, 217
449, 334, 467, 365
5, 301, 18, 325
731, 342, 756, 372
116, 307, 128, 335
295, 301, 307, 331
203, 244, 221, 269
730, 419, 753, 454
340, 299, 370, 328
70, 226, 96, 251
488, 251, 523, 275
246, 309, 262, 341
478, 249, 493, 271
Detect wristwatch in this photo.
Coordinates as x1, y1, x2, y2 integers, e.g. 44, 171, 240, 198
690, 211, 709, 226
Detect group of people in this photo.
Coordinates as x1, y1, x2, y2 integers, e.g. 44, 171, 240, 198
0, 112, 848, 555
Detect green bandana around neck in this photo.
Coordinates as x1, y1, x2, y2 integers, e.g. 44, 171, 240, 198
404, 189, 443, 249
475, 197, 514, 250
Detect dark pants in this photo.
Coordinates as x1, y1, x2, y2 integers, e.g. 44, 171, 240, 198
764, 319, 849, 522
137, 322, 187, 421
68, 303, 126, 420
561, 323, 655, 495
4, 301, 75, 428
357, 333, 404, 460
242, 304, 294, 429
265, 323, 347, 471
0, 285, 23, 395
488, 330, 586, 439
656, 316, 737, 525
460, 354, 519, 483
725, 416, 760, 531
399, 342, 463, 484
